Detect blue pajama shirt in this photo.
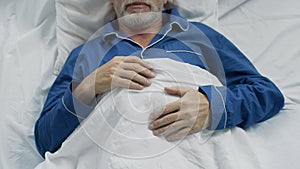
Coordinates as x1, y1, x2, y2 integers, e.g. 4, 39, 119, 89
34, 9, 284, 158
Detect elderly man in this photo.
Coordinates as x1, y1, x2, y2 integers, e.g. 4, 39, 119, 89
34, 0, 284, 158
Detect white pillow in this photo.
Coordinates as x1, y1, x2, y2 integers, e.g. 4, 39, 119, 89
54, 0, 218, 75
218, 0, 249, 18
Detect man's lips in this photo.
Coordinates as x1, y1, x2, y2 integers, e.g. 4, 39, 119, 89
126, 2, 151, 9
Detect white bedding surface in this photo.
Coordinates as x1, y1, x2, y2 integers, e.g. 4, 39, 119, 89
218, 0, 300, 105
0, 0, 300, 169
0, 0, 57, 168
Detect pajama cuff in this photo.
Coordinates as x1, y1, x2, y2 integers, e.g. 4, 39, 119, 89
198, 85, 227, 130
62, 84, 95, 121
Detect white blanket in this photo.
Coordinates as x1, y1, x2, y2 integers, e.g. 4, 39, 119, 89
35, 58, 224, 169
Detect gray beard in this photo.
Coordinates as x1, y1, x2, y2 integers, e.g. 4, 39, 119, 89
117, 0, 164, 32
120, 12, 161, 31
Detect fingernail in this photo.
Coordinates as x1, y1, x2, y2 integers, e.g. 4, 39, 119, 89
148, 124, 154, 129
147, 63, 153, 69
151, 72, 156, 77
149, 114, 155, 120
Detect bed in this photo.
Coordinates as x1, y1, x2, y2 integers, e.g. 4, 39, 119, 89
0, 0, 299, 168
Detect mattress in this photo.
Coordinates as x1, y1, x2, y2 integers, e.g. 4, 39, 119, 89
0, 0, 299, 168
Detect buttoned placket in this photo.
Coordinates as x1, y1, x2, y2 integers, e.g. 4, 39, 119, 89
104, 22, 182, 59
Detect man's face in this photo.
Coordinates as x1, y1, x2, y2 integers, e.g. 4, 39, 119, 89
110, 0, 167, 18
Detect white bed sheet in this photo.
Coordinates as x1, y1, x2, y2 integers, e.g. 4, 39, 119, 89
0, 0, 300, 169
0, 0, 57, 169
218, 0, 300, 105
217, 1, 300, 167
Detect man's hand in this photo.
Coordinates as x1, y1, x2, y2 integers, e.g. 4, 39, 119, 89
74, 56, 155, 105
93, 56, 155, 94
148, 86, 210, 141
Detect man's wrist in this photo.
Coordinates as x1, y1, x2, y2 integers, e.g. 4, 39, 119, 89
73, 80, 96, 106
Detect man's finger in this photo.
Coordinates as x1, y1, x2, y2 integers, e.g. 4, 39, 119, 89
165, 127, 190, 142
151, 120, 187, 136
112, 76, 144, 90
148, 112, 181, 130
123, 56, 154, 70
149, 100, 180, 120
120, 62, 155, 78
164, 86, 191, 96
115, 69, 151, 87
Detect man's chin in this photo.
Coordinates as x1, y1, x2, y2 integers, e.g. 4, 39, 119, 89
122, 12, 158, 25
123, 11, 150, 17
121, 21, 153, 33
